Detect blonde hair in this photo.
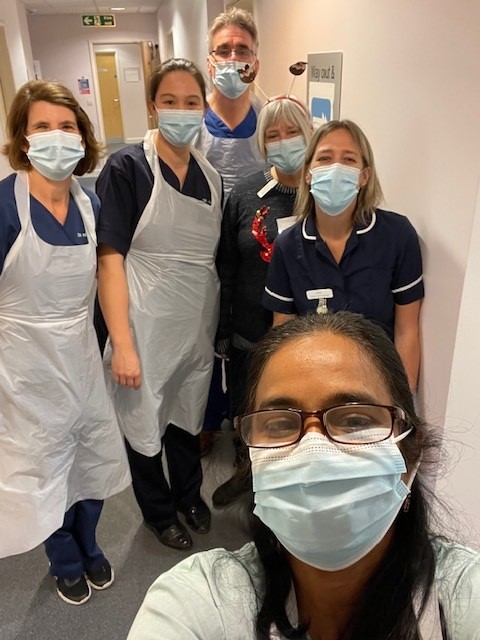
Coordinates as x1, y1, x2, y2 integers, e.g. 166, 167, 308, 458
295, 120, 384, 225
207, 8, 258, 52
256, 96, 313, 158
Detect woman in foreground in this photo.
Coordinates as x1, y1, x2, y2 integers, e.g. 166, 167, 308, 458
128, 312, 480, 639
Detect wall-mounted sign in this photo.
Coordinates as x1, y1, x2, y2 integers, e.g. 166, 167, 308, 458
82, 15, 116, 27
78, 78, 91, 95
307, 51, 343, 126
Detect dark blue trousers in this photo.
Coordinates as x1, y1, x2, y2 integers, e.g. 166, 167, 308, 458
44, 499, 106, 579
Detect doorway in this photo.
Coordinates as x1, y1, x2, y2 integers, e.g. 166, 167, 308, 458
95, 51, 124, 143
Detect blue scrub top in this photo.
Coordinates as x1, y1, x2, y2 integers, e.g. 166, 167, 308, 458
263, 209, 424, 339
0, 173, 100, 274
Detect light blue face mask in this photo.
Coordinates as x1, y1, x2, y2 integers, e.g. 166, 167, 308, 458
251, 431, 414, 571
157, 109, 203, 147
265, 135, 306, 175
212, 61, 250, 100
309, 162, 361, 216
26, 130, 85, 181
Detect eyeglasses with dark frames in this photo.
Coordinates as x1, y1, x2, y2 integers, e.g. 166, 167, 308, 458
233, 403, 412, 448
210, 45, 256, 63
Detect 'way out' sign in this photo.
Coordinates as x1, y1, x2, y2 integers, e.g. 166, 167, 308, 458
82, 15, 116, 27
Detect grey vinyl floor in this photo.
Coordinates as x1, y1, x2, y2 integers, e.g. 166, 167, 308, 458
0, 432, 252, 640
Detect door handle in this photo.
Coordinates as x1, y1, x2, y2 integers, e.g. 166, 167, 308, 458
113, 98, 119, 103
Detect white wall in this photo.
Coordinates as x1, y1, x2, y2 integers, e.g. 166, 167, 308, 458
27, 13, 157, 140
253, 0, 480, 540
156, 0, 209, 75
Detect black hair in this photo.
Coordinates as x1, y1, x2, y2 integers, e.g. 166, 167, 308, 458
242, 312, 445, 640
148, 57, 207, 104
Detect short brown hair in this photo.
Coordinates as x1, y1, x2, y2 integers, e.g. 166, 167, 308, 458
148, 58, 207, 105
295, 120, 384, 225
207, 8, 258, 52
2, 80, 102, 175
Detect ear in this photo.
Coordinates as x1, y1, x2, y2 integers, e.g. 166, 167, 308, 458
305, 168, 312, 186
359, 166, 371, 188
207, 57, 215, 77
148, 101, 158, 118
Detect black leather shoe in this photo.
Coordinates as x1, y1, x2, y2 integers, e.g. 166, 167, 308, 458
182, 503, 211, 534
150, 523, 192, 550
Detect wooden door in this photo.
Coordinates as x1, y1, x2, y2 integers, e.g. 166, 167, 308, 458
95, 52, 124, 142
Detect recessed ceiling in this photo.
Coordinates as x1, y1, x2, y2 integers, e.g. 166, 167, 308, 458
22, 0, 165, 15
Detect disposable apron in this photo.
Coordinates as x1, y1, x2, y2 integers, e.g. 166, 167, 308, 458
194, 97, 266, 196
0, 172, 130, 559
105, 129, 222, 457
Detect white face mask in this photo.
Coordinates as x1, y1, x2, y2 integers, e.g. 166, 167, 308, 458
251, 432, 415, 571
265, 135, 306, 175
309, 163, 361, 216
211, 61, 250, 100
156, 109, 203, 147
26, 130, 85, 181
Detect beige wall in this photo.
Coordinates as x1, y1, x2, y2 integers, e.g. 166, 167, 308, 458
253, 0, 480, 541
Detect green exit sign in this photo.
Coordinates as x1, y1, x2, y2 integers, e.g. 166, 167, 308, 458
82, 15, 116, 27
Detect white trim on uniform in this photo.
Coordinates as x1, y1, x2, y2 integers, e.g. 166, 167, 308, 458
391, 274, 423, 294
356, 211, 377, 235
302, 217, 317, 240
264, 286, 294, 302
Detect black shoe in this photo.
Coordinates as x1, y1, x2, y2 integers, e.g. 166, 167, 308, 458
212, 470, 251, 507
149, 522, 192, 550
55, 575, 91, 605
86, 560, 114, 590
182, 502, 211, 534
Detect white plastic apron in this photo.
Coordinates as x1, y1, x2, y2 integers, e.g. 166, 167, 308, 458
194, 96, 266, 196
106, 130, 222, 457
0, 172, 131, 559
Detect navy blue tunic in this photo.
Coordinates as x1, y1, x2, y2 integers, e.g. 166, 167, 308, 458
263, 209, 424, 339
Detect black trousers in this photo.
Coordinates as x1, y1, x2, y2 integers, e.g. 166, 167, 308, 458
125, 424, 203, 531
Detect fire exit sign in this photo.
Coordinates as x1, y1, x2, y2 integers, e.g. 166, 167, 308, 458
82, 15, 116, 27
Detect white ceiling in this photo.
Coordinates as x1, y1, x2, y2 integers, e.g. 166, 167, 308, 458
22, 0, 165, 15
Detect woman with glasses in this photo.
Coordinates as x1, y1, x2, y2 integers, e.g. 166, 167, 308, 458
95, 59, 222, 552
128, 312, 480, 639
264, 120, 423, 391
211, 96, 313, 507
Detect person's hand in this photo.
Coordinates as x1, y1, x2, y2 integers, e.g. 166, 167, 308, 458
111, 345, 142, 389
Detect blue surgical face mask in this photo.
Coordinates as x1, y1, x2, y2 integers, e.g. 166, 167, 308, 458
265, 135, 306, 175
26, 130, 85, 181
251, 432, 414, 571
212, 61, 250, 100
157, 109, 203, 147
309, 163, 361, 216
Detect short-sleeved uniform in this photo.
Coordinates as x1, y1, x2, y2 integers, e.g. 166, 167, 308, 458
0, 172, 98, 269
263, 209, 424, 339
127, 539, 480, 639
95, 142, 213, 256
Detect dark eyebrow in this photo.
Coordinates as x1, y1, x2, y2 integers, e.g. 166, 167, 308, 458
31, 119, 77, 127
257, 391, 383, 411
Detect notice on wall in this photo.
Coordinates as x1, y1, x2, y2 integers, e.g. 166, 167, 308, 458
124, 67, 140, 83
78, 77, 91, 95
307, 52, 343, 126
